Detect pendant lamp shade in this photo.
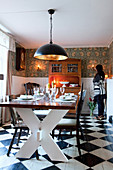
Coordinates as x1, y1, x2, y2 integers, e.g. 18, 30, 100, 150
34, 9, 68, 61
34, 43, 68, 60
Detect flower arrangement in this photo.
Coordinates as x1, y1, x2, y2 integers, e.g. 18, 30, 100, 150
87, 97, 97, 116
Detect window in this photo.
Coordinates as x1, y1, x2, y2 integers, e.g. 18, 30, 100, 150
0, 46, 8, 98
0, 30, 9, 100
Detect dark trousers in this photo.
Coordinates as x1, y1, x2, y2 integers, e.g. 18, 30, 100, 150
94, 94, 106, 116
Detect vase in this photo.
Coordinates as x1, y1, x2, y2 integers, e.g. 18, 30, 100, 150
90, 110, 93, 116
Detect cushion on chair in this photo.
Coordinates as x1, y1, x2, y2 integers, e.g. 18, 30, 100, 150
33, 109, 51, 116
14, 122, 28, 128
57, 118, 77, 127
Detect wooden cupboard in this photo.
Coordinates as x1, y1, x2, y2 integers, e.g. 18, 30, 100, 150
49, 58, 81, 95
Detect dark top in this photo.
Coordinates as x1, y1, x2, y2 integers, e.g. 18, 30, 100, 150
93, 71, 105, 83
93, 72, 105, 96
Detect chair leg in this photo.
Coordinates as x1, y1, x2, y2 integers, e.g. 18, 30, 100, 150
70, 130, 72, 135
76, 128, 81, 156
7, 129, 17, 156
58, 129, 62, 140
17, 129, 22, 146
27, 129, 29, 136
35, 149, 39, 160
79, 125, 84, 140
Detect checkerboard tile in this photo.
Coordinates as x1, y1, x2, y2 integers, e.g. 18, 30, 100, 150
0, 114, 113, 170
89, 138, 112, 147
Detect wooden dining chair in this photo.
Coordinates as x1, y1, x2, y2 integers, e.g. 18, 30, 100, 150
64, 94, 79, 119
24, 82, 49, 120
52, 83, 84, 156
24, 82, 40, 95
82, 90, 87, 102
7, 96, 39, 159
7, 107, 30, 156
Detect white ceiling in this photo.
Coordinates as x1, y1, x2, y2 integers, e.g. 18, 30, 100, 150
0, 0, 113, 49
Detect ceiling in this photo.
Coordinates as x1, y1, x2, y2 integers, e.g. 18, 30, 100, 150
0, 0, 113, 49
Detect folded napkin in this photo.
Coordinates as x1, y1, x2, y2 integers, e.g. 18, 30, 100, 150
55, 98, 76, 103
13, 95, 43, 102
65, 93, 75, 96
13, 98, 42, 102
20, 95, 34, 100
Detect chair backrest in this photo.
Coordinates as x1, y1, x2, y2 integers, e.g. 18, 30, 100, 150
9, 95, 23, 126
24, 82, 40, 95
82, 90, 87, 102
9, 107, 18, 126
76, 83, 84, 125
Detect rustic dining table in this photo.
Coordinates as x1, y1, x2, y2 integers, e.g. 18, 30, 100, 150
0, 96, 77, 162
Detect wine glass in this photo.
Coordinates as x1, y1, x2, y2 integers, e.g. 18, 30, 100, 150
33, 87, 37, 95
53, 87, 58, 99
48, 88, 53, 101
40, 87, 44, 95
60, 87, 65, 95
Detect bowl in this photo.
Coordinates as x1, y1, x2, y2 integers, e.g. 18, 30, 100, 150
60, 81, 69, 84
69, 84, 78, 87
60, 82, 69, 87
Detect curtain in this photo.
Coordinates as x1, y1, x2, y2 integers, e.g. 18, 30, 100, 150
6, 51, 12, 96
5, 51, 13, 122
0, 47, 8, 124
0, 30, 9, 124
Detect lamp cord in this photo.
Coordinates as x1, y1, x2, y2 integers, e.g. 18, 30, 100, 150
50, 14, 53, 44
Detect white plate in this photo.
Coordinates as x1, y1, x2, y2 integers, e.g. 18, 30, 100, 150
60, 95, 75, 100
34, 93, 44, 97
65, 93, 75, 96
19, 95, 34, 100
60, 98, 74, 101
14, 97, 41, 102
17, 97, 34, 101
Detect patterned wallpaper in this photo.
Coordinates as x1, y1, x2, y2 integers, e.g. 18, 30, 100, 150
12, 46, 110, 78
65, 47, 109, 77
26, 49, 49, 77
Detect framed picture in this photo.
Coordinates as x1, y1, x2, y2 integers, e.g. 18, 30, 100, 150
16, 48, 26, 71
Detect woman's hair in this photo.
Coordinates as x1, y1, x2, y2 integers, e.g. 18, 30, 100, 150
96, 64, 105, 80
96, 64, 103, 72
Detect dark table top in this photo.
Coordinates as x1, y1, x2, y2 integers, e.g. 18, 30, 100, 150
0, 97, 76, 110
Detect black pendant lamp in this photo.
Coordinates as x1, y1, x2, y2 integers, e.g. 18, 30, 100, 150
34, 9, 68, 60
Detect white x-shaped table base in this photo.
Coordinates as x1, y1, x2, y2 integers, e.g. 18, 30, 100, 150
15, 108, 69, 162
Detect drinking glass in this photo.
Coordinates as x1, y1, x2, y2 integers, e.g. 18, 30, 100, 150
60, 87, 65, 95
52, 87, 58, 99
48, 88, 53, 101
54, 87, 58, 99
40, 87, 44, 95
1, 95, 9, 102
33, 87, 37, 95
33, 87, 40, 97
27, 89, 30, 95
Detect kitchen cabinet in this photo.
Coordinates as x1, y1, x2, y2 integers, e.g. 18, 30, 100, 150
49, 58, 81, 95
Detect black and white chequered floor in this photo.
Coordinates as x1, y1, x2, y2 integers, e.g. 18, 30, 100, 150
0, 114, 113, 170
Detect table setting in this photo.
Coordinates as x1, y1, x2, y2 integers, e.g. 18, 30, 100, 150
55, 93, 78, 103
13, 94, 44, 102
45, 85, 78, 103
0, 88, 77, 162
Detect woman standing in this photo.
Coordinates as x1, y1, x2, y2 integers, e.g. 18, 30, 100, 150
93, 64, 106, 120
